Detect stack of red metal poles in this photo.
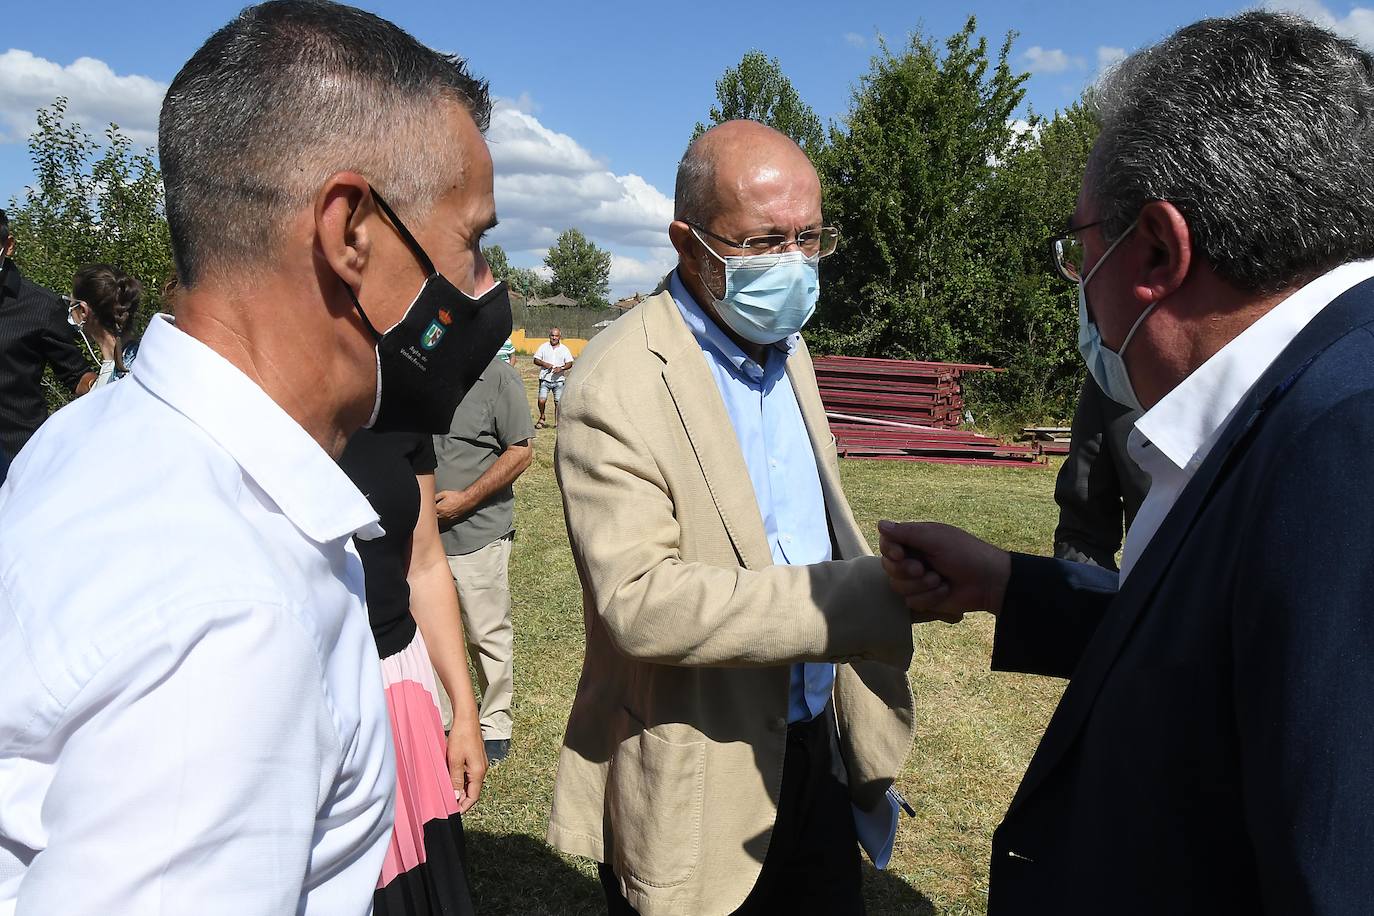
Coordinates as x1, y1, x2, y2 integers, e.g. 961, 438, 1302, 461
814, 356, 1046, 468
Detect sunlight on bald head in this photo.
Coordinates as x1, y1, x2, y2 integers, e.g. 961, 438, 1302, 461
674, 120, 821, 238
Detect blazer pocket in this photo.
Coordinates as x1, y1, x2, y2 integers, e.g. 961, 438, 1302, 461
607, 714, 706, 888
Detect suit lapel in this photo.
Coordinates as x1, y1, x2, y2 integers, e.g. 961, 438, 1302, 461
1007, 277, 1374, 815
643, 288, 775, 571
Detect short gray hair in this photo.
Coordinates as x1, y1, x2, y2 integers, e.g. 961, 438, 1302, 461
160, 0, 491, 287
674, 133, 717, 225
1091, 11, 1374, 293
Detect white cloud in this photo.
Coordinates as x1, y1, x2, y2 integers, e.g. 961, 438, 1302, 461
1096, 46, 1127, 75
504, 90, 541, 115
609, 248, 676, 295
844, 32, 867, 49
1020, 46, 1085, 74
484, 98, 675, 296
486, 104, 605, 177
0, 50, 165, 146
1264, 0, 1374, 47
0, 54, 673, 298
1007, 118, 1043, 148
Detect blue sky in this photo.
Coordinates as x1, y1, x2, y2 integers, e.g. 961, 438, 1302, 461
3, 0, 1371, 297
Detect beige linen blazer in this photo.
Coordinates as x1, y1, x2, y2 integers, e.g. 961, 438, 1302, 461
547, 283, 916, 916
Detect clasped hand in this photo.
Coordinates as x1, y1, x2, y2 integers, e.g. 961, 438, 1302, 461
435, 488, 479, 526
877, 521, 1013, 624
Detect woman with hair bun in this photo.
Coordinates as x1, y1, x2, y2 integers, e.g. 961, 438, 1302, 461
66, 264, 143, 389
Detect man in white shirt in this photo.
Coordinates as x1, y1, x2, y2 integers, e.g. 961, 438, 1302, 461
533, 327, 574, 428
0, 2, 507, 913
879, 11, 1374, 913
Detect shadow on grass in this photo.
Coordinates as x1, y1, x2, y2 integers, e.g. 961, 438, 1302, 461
863, 864, 938, 915
467, 830, 603, 915
467, 831, 936, 915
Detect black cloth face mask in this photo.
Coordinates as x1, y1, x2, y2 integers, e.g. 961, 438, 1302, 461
346, 188, 513, 434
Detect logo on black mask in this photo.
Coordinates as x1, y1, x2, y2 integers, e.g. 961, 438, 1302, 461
345, 188, 513, 434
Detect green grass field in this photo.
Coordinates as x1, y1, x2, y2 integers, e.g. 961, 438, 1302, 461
462, 368, 1067, 914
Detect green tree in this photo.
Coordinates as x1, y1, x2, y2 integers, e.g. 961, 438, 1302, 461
482, 243, 510, 280
8, 98, 173, 311
505, 266, 548, 300
968, 100, 1100, 419
543, 228, 611, 308
692, 51, 825, 156
7, 97, 175, 409
810, 19, 1095, 420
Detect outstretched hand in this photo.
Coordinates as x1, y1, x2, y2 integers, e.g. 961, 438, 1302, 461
878, 521, 1011, 623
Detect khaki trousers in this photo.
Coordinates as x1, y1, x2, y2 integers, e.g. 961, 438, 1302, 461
439, 535, 514, 740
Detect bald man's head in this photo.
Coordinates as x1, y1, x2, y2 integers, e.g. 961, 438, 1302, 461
667, 120, 826, 354
674, 120, 818, 226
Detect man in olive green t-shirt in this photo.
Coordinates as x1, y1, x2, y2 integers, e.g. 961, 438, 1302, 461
433, 356, 534, 763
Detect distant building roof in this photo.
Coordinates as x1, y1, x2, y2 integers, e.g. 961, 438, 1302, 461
530, 293, 578, 308
612, 292, 645, 311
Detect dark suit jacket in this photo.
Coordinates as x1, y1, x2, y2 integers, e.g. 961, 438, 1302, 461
0, 262, 90, 457
1052, 375, 1150, 570
989, 277, 1374, 915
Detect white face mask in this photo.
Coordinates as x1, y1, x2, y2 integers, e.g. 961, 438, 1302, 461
694, 229, 820, 345
1075, 218, 1156, 411
66, 301, 103, 365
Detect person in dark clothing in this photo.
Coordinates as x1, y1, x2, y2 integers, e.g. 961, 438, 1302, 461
0, 210, 96, 458
339, 427, 486, 916
1051, 376, 1149, 570
880, 12, 1374, 914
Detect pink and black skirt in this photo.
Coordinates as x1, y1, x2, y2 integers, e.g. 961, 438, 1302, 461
375, 628, 475, 915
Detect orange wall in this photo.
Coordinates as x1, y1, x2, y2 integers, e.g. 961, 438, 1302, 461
511, 328, 589, 357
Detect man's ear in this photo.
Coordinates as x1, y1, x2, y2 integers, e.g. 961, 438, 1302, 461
315, 173, 373, 293
1134, 200, 1191, 306
668, 220, 697, 262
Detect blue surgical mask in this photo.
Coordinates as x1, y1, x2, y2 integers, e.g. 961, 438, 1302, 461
695, 231, 820, 345
1076, 219, 1155, 411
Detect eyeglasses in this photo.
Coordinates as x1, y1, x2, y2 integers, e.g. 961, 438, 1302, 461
687, 221, 841, 258
1050, 219, 1106, 283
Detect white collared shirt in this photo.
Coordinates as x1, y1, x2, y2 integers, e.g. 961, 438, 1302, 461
1120, 259, 1374, 580
534, 341, 573, 382
0, 316, 394, 914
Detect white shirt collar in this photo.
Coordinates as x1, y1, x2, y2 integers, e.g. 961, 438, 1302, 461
1131, 259, 1374, 472
131, 315, 383, 543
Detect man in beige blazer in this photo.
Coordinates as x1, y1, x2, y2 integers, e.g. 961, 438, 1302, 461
548, 121, 929, 916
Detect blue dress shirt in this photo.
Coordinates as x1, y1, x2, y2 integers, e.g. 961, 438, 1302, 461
669, 271, 835, 723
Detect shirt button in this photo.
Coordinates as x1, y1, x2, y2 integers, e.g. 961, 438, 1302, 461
772, 716, 788, 732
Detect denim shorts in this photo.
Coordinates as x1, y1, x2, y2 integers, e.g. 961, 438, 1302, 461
539, 378, 566, 401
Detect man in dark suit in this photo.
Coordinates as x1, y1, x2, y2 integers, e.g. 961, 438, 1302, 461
880, 12, 1374, 914
1052, 376, 1148, 570
0, 210, 97, 458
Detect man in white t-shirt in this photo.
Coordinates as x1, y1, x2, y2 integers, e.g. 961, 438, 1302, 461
533, 326, 574, 428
